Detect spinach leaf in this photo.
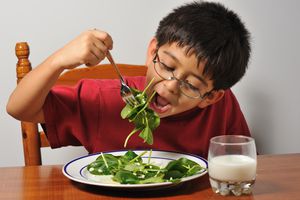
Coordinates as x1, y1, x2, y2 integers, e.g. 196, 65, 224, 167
122, 150, 140, 162
113, 170, 140, 184
87, 153, 120, 175
164, 158, 203, 180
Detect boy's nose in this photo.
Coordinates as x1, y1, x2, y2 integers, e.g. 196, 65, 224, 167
164, 78, 180, 95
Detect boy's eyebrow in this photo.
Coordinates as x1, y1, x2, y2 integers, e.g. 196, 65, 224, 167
162, 50, 208, 86
162, 50, 182, 65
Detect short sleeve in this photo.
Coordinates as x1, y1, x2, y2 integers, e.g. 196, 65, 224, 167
42, 79, 101, 151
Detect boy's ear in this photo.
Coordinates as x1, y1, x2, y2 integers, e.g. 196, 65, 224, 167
147, 37, 158, 58
198, 89, 225, 108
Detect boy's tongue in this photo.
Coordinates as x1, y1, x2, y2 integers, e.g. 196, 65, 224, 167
156, 95, 170, 107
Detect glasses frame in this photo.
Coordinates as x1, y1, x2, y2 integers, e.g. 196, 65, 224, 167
152, 50, 214, 99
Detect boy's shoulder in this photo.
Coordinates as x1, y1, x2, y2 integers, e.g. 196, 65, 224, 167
223, 89, 239, 104
215, 89, 243, 113
77, 76, 146, 91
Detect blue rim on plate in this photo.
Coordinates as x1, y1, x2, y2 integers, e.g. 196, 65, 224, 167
62, 149, 208, 189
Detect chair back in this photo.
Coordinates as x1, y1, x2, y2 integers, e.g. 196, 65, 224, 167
15, 42, 147, 166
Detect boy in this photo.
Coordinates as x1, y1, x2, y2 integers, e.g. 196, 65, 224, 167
7, 1, 251, 158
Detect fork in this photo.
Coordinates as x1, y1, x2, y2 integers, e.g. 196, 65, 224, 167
106, 51, 137, 106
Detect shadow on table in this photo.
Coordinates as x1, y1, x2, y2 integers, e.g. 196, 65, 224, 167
72, 174, 210, 198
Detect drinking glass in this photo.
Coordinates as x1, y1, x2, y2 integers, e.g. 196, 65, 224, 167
208, 135, 257, 196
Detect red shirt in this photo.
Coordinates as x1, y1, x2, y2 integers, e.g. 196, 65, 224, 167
43, 76, 250, 158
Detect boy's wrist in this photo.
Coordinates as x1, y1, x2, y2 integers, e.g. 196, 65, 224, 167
46, 52, 69, 73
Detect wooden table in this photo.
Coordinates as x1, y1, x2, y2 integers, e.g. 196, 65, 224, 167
0, 154, 299, 200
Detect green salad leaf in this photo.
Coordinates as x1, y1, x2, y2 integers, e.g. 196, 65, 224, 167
87, 150, 205, 184
121, 79, 160, 147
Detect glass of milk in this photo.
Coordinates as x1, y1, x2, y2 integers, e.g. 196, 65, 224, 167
208, 135, 257, 196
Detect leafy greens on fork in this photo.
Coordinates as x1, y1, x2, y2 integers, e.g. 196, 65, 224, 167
121, 78, 160, 147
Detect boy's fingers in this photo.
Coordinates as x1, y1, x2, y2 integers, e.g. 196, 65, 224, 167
85, 50, 102, 67
91, 43, 106, 61
91, 29, 113, 50
81, 29, 113, 67
91, 37, 109, 56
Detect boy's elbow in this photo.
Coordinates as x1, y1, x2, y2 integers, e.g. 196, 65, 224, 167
6, 100, 44, 123
6, 98, 27, 121
6, 101, 21, 120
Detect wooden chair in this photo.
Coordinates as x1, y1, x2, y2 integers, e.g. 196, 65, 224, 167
15, 42, 148, 166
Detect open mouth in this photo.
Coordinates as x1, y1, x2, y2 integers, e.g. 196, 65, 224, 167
150, 93, 171, 114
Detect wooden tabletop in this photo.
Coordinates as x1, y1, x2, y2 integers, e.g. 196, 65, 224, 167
0, 153, 299, 200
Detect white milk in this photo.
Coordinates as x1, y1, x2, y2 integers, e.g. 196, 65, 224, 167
208, 155, 256, 182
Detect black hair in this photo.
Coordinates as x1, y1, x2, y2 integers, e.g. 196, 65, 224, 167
155, 1, 251, 90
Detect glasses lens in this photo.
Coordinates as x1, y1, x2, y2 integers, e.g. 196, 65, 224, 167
154, 61, 172, 80
180, 83, 201, 98
153, 56, 202, 99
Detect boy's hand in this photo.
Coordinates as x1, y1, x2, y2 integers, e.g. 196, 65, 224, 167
51, 29, 113, 69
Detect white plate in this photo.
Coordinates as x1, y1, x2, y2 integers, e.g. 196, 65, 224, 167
62, 150, 208, 190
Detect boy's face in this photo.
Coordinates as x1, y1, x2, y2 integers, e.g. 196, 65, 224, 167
145, 38, 224, 118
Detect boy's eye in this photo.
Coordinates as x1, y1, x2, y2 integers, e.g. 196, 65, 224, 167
160, 62, 174, 72
185, 79, 203, 91
186, 82, 199, 91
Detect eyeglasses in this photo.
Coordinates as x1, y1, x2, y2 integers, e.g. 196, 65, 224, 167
152, 51, 214, 99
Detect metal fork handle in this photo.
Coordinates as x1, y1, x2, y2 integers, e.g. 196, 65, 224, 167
106, 51, 125, 83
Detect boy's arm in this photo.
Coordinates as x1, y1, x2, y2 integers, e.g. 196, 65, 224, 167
6, 29, 113, 123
